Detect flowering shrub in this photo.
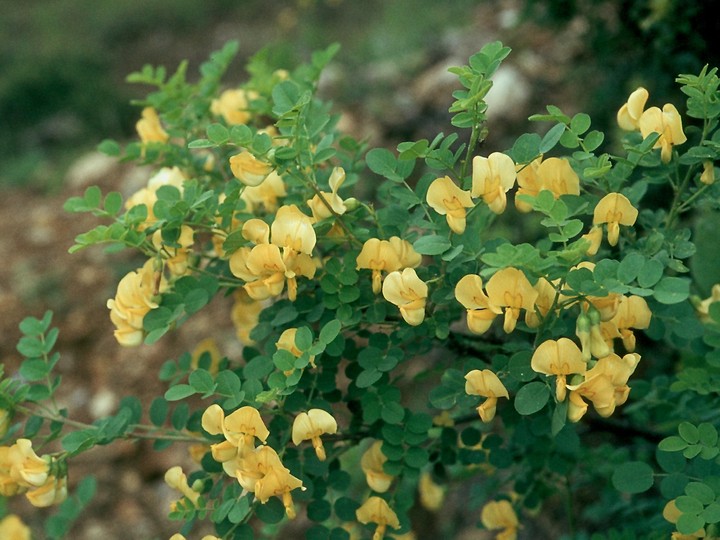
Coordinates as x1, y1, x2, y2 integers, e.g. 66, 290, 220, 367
2, 40, 720, 538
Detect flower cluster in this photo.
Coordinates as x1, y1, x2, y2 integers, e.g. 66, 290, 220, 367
229, 205, 317, 301
617, 86, 687, 163
201, 404, 339, 519
0, 439, 66, 507
107, 259, 166, 346
427, 153, 580, 232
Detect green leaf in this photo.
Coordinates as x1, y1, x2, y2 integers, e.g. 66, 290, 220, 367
699, 423, 718, 446
319, 319, 342, 344
19, 358, 50, 381
334, 497, 360, 521
685, 482, 715, 505
702, 503, 720, 524
413, 235, 451, 255
165, 384, 196, 401
207, 123, 229, 144
307, 499, 332, 522
103, 192, 122, 215
189, 369, 216, 396
659, 436, 689, 452
584, 130, 604, 151
514, 381, 550, 415
19, 312, 52, 336
679, 422, 700, 444
149, 397, 168, 426
508, 351, 535, 382
612, 461, 654, 493
272, 80, 302, 115
510, 133, 542, 163
295, 327, 313, 351
97, 139, 121, 156
539, 123, 566, 153
653, 277, 690, 304
637, 258, 664, 288
366, 148, 403, 182
62, 429, 98, 454
272, 305, 298, 326
570, 113, 591, 135
188, 138, 214, 149
677, 513, 706, 536
617, 252, 645, 284
357, 369, 382, 388
256, 497, 286, 523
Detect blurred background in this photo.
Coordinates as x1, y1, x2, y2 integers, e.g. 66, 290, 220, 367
0, 0, 718, 538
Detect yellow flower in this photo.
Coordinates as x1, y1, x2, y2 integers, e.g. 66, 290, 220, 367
617, 87, 649, 131
536, 157, 580, 198
472, 152, 517, 214
291, 409, 338, 461
307, 166, 349, 221
700, 160, 715, 185
230, 151, 273, 187
201, 404, 269, 465
485, 267, 539, 333
388, 236, 422, 269
360, 441, 394, 492
524, 276, 559, 328
602, 295, 652, 352
356, 238, 402, 294
515, 157, 580, 212
229, 207, 318, 302
230, 243, 314, 302
566, 353, 640, 420
1, 447, 21, 497
426, 175, 474, 233
0, 514, 31, 540
125, 167, 185, 229
464, 369, 509, 422
480, 499, 519, 540
639, 103, 687, 163
136, 107, 169, 143
356, 496, 401, 540
164, 466, 200, 506
152, 225, 194, 277
531, 338, 586, 401
107, 259, 166, 347
26, 475, 67, 508
7, 439, 49, 488
454, 274, 501, 334
239, 446, 305, 519
242, 218, 271, 245
382, 268, 428, 326
241, 171, 287, 213
277, 328, 316, 370
515, 156, 543, 213
211, 88, 257, 125
581, 225, 603, 256
592, 193, 639, 247
235, 445, 283, 492
191, 338, 222, 374
271, 205, 317, 256
231, 289, 263, 344
418, 472, 445, 511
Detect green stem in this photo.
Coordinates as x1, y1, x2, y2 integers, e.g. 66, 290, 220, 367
565, 474, 576, 536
